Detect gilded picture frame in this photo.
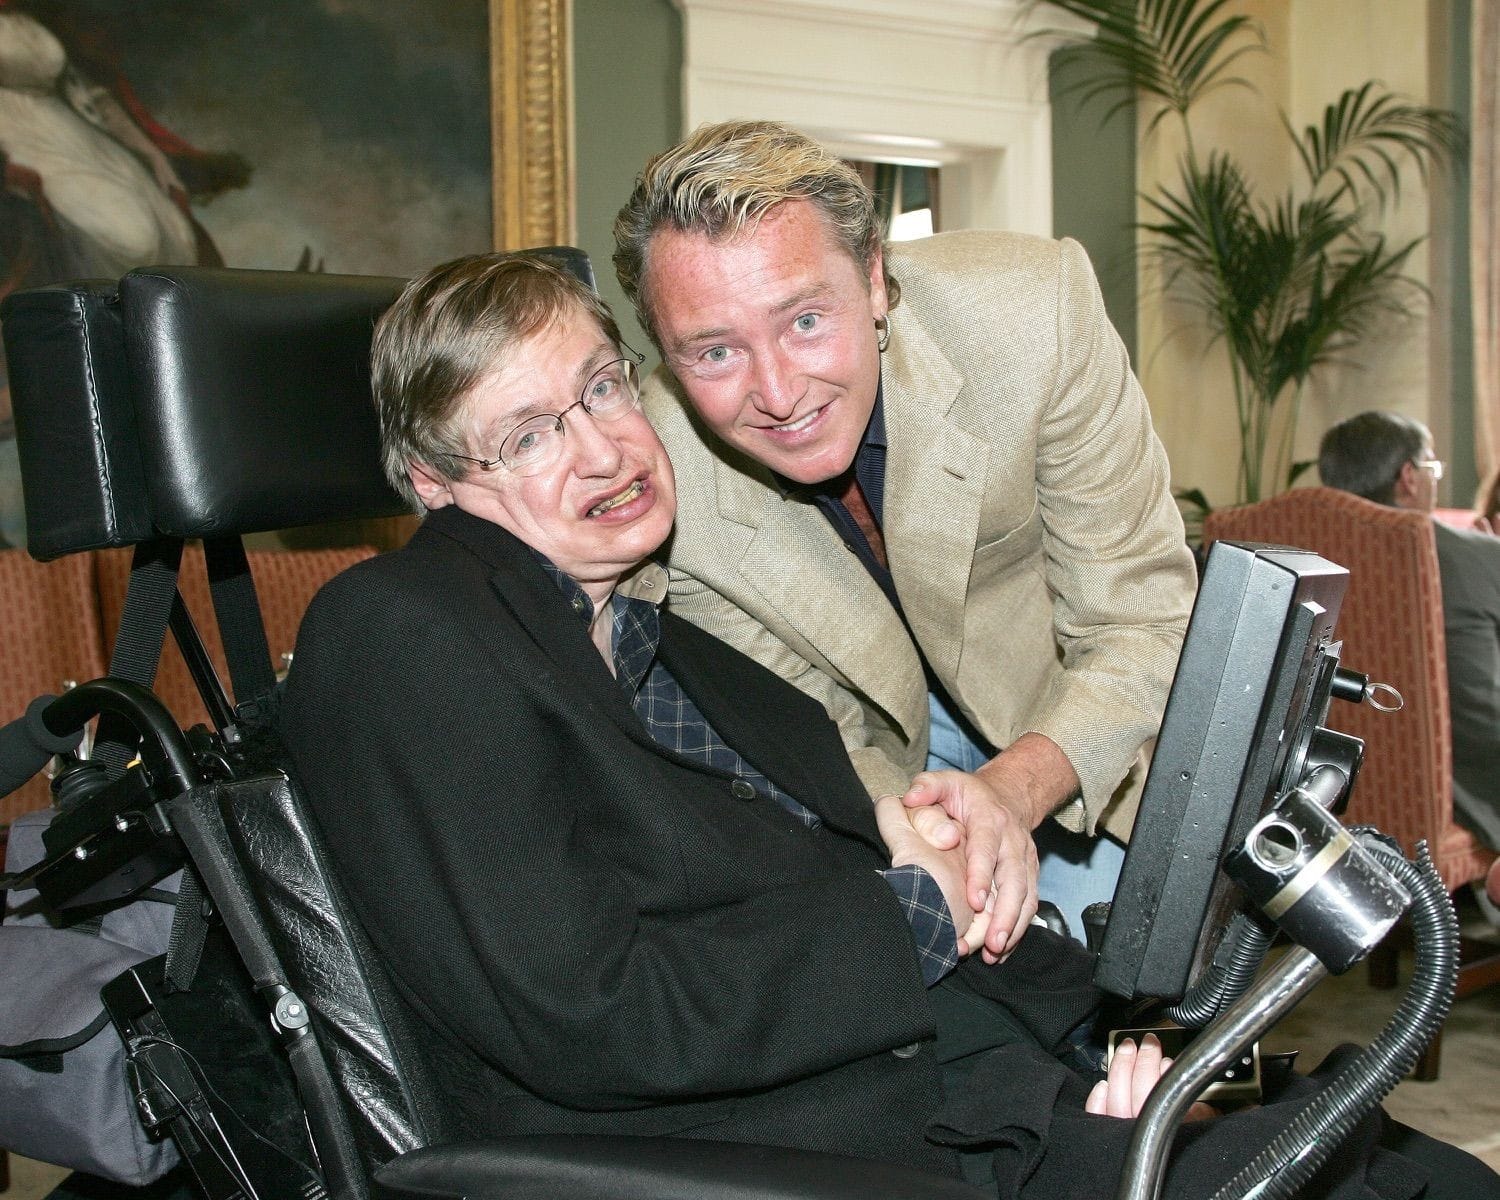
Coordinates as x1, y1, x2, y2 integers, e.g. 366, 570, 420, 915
491, 0, 575, 250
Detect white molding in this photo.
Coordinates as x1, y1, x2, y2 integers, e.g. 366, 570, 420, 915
673, 0, 1090, 42
672, 0, 1083, 235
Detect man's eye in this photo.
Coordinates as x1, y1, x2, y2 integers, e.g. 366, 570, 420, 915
514, 430, 542, 455
794, 313, 819, 332
703, 346, 729, 363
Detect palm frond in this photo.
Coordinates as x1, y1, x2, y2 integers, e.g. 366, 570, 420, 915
1289, 82, 1467, 207
1030, 0, 1265, 123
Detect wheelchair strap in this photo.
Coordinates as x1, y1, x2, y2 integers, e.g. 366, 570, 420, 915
163, 867, 210, 994
93, 539, 185, 778
203, 536, 277, 727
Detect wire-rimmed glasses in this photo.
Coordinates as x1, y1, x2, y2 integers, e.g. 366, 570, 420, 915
450, 345, 646, 477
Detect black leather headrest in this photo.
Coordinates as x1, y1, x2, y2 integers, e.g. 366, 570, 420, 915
121, 267, 409, 540
1, 247, 597, 559
2, 281, 153, 560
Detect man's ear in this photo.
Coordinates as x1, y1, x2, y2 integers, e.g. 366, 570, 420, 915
867, 244, 888, 317
1392, 460, 1421, 509
409, 462, 455, 510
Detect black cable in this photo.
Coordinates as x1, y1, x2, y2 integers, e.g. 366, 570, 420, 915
128, 1033, 327, 1196
129, 1050, 260, 1200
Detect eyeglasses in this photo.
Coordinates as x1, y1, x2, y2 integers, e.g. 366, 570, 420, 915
449, 345, 646, 477
1414, 457, 1445, 481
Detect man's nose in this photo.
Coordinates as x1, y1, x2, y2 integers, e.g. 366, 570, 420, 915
566, 407, 625, 476
748, 348, 803, 421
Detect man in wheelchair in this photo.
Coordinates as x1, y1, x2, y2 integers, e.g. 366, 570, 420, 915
277, 252, 1497, 1200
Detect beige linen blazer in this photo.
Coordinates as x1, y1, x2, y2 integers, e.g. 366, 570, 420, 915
633, 231, 1196, 839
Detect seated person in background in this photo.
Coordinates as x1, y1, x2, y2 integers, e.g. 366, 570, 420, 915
1318, 411, 1500, 911
279, 256, 1497, 1200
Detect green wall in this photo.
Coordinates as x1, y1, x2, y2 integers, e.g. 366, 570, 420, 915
572, 0, 682, 360
1048, 51, 1139, 362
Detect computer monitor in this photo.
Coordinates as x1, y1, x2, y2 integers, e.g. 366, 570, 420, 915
1093, 540, 1353, 1002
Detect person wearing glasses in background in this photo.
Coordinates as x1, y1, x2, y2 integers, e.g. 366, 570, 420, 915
1319, 410, 1500, 915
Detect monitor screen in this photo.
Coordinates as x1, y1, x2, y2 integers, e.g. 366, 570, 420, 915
1093, 540, 1350, 1002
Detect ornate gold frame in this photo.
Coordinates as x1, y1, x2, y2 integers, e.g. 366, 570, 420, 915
490, 0, 574, 250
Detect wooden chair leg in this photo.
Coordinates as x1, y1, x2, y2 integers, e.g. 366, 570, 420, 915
1412, 1025, 1443, 1082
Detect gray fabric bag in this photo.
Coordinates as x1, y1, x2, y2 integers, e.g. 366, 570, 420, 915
1, 807, 182, 1185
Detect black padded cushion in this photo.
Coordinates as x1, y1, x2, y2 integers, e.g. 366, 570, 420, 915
374, 1136, 988, 1199
1, 281, 154, 560
120, 267, 409, 539
214, 762, 455, 1166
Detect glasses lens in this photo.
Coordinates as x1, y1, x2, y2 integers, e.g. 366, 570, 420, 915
502, 415, 564, 473
581, 359, 640, 419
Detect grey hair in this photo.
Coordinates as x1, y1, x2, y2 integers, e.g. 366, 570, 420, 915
612, 119, 898, 343
1317, 410, 1431, 506
372, 253, 622, 511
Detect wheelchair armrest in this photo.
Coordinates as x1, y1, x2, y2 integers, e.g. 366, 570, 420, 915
372, 1135, 988, 1199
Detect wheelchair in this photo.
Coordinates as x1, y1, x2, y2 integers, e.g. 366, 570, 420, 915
0, 257, 1461, 1200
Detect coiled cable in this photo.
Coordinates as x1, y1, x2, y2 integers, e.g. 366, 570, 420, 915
1209, 835, 1458, 1200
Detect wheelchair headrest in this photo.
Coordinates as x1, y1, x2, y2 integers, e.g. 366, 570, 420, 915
2, 247, 596, 560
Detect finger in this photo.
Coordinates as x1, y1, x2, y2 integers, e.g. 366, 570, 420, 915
873, 795, 914, 856
957, 895, 994, 957
985, 867, 1028, 958
965, 833, 1003, 914
1086, 1078, 1109, 1116
1131, 1034, 1164, 1114
978, 882, 1003, 963
909, 802, 961, 850
901, 772, 944, 808
1107, 1039, 1136, 1118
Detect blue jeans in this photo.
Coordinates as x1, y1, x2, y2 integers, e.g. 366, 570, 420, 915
924, 691, 1124, 942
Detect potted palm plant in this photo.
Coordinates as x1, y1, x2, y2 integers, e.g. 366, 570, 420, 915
1036, 0, 1464, 504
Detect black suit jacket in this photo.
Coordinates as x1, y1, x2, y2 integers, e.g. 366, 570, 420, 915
280, 505, 959, 1172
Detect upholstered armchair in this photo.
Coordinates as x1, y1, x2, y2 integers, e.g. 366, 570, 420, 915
1203, 486, 1500, 1079
0, 551, 108, 829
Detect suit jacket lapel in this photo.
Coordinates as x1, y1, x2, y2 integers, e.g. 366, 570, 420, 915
425, 508, 653, 746
712, 447, 928, 743
657, 613, 885, 851
881, 309, 989, 683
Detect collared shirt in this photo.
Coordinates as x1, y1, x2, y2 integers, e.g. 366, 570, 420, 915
534, 551, 958, 985
802, 384, 902, 612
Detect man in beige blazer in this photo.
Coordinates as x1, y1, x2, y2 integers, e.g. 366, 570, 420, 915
613, 120, 1196, 955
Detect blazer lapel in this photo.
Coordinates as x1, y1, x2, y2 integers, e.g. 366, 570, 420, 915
658, 613, 885, 850
426, 508, 652, 745
712, 451, 928, 744
881, 310, 989, 683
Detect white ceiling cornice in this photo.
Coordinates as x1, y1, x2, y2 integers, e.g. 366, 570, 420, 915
672, 0, 1091, 234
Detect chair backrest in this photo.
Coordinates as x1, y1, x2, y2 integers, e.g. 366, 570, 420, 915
1202, 488, 1478, 887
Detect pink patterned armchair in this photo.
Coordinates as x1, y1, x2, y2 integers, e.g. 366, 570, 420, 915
1203, 487, 1499, 1079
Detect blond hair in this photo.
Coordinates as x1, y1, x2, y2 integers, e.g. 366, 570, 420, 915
372, 253, 622, 511
612, 120, 898, 341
